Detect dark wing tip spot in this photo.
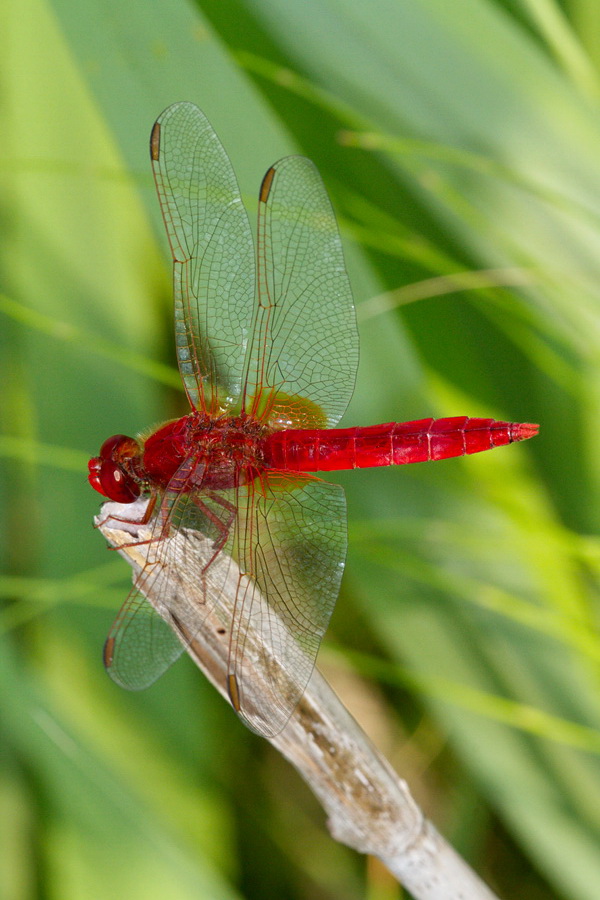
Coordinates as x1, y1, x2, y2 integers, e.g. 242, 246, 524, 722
259, 166, 276, 203
228, 673, 242, 712
103, 636, 115, 669
150, 121, 161, 161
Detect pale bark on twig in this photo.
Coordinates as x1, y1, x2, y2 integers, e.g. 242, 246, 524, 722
97, 500, 500, 900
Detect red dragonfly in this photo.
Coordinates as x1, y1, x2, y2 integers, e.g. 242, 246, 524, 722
89, 102, 538, 737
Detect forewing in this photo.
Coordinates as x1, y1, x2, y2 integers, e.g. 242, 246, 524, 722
104, 466, 240, 690
151, 102, 255, 413
104, 586, 185, 690
105, 464, 347, 737
245, 157, 359, 428
228, 477, 347, 736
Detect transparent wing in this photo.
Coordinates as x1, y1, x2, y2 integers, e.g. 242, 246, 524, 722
151, 102, 255, 413
103, 586, 185, 690
104, 468, 240, 690
228, 476, 347, 736
244, 156, 359, 428
104, 474, 347, 739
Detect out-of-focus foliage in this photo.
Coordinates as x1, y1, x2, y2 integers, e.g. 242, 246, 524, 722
2, 1, 600, 898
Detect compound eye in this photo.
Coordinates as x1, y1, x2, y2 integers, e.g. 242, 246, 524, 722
99, 434, 140, 462
88, 435, 142, 501
98, 461, 141, 502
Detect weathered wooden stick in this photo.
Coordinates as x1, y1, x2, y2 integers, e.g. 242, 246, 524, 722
97, 500, 500, 900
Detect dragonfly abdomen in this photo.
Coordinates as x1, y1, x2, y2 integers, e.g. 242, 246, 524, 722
263, 417, 538, 473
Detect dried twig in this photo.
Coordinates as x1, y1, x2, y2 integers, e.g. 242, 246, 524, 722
97, 500, 500, 900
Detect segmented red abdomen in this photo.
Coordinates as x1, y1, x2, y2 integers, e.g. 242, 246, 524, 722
262, 417, 538, 472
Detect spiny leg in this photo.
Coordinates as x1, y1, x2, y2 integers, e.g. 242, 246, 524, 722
96, 494, 161, 551
192, 490, 238, 574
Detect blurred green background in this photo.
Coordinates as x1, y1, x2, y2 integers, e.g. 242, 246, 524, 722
2, 1, 600, 898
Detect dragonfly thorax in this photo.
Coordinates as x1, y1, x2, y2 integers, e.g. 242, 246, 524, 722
141, 412, 271, 492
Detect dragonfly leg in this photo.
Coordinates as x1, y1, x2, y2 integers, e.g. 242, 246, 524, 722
95, 493, 157, 530
192, 491, 238, 574
99, 494, 168, 551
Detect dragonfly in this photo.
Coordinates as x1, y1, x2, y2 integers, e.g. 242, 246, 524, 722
89, 102, 538, 738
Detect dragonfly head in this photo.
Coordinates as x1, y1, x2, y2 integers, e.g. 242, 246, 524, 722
88, 434, 142, 503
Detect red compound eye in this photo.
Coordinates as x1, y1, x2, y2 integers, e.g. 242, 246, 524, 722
88, 457, 141, 502
98, 434, 140, 460
88, 434, 142, 502
101, 462, 140, 502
